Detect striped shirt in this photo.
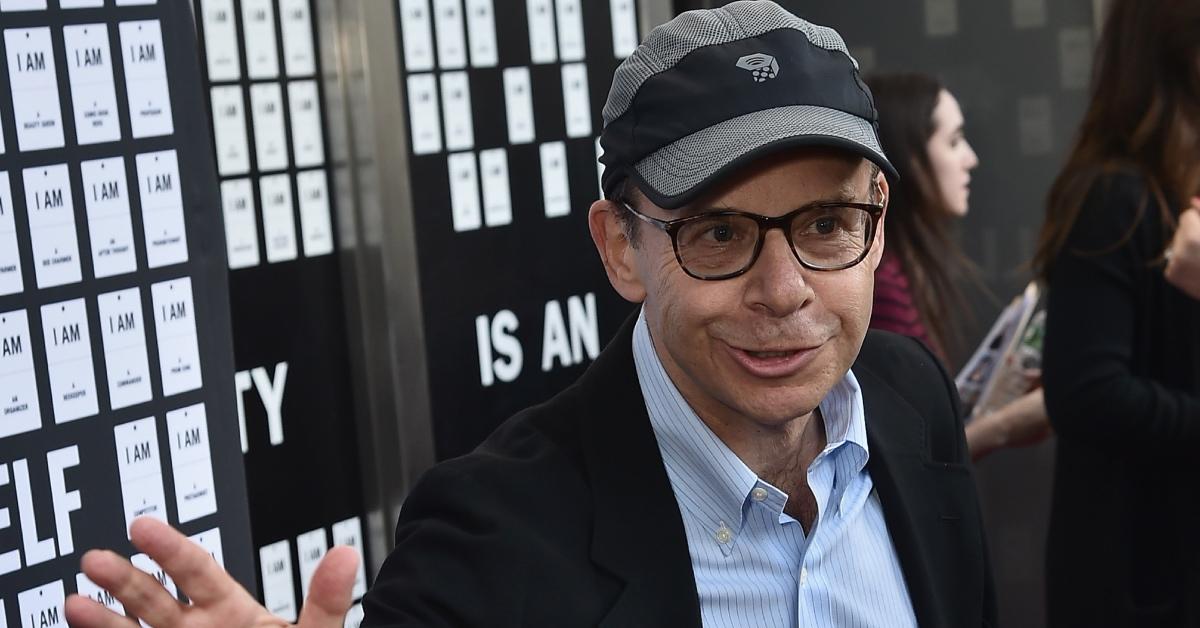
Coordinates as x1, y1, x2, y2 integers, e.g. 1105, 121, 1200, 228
632, 310, 917, 627
871, 252, 943, 361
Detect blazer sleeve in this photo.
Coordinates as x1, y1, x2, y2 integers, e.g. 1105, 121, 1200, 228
1042, 176, 1200, 448
360, 462, 529, 627
910, 336, 999, 628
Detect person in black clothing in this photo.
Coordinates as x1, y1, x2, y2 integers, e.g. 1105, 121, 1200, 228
1033, 0, 1200, 625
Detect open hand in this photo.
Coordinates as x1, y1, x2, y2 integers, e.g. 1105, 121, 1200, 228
65, 517, 359, 628
1164, 200, 1200, 299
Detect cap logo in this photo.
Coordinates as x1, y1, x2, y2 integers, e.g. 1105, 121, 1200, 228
735, 53, 779, 82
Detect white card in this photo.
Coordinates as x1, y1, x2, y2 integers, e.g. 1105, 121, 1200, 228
130, 554, 177, 600
0, 173, 24, 296
526, 0, 557, 64
251, 83, 290, 172
190, 528, 226, 569
296, 170, 333, 257
1018, 96, 1053, 156
1012, 0, 1046, 28
5, 28, 66, 151
440, 72, 473, 151
0, 310, 42, 439
561, 63, 591, 138
210, 86, 251, 176
540, 141, 569, 218
81, 157, 137, 278
97, 287, 153, 410
137, 150, 189, 268
259, 541, 297, 621
447, 152, 481, 232
114, 417, 169, 527
60, 0, 105, 6
503, 67, 534, 144
119, 21, 174, 138
0, 0, 46, 10
41, 299, 99, 423
151, 277, 203, 396
279, 0, 316, 77
23, 164, 82, 289
406, 74, 442, 155
201, 0, 241, 82
924, 0, 958, 36
1059, 27, 1092, 90
295, 528, 327, 599
221, 178, 260, 269
76, 574, 125, 615
432, 0, 467, 69
331, 517, 368, 599
288, 80, 325, 168
478, 148, 511, 227
17, 581, 65, 628
167, 403, 217, 523
556, 0, 585, 62
398, 0, 435, 72
63, 24, 122, 145
241, 0, 280, 79
464, 0, 497, 68
609, 0, 637, 58
260, 174, 298, 262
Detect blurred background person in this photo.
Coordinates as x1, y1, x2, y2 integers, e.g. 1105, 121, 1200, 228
866, 72, 1051, 461
1033, 0, 1200, 625
1165, 199, 1200, 299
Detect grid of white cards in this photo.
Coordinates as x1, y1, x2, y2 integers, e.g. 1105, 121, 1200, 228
198, 0, 334, 270
398, 0, 636, 234
0, 2, 230, 623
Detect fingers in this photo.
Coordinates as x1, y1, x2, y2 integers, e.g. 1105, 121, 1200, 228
64, 594, 140, 628
128, 517, 244, 606
80, 549, 185, 628
297, 546, 360, 628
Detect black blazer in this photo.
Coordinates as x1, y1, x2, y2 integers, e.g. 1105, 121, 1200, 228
362, 316, 997, 627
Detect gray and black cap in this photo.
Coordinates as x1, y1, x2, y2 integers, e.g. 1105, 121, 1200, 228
598, 0, 898, 210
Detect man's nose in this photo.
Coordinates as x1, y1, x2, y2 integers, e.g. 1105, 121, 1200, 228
742, 229, 813, 316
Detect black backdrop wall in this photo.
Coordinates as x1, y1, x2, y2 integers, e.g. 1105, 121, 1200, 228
0, 1, 254, 625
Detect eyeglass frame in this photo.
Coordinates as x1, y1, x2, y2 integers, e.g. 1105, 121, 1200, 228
616, 197, 886, 281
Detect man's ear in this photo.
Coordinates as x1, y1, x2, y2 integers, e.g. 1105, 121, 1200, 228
588, 200, 647, 303
869, 172, 889, 268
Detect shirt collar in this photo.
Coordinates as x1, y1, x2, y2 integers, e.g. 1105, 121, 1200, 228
632, 308, 871, 531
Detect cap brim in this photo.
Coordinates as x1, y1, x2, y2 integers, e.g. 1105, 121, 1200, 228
627, 105, 898, 209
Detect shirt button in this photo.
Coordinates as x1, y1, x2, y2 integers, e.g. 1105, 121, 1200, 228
751, 487, 768, 502
715, 523, 733, 544
800, 567, 809, 586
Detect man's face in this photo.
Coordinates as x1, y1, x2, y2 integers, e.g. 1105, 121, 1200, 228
595, 150, 885, 430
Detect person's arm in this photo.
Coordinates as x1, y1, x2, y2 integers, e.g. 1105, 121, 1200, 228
964, 388, 1051, 461
1164, 202, 1200, 299
1042, 178, 1200, 448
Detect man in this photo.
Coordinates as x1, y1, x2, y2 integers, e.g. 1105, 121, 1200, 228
66, 2, 995, 627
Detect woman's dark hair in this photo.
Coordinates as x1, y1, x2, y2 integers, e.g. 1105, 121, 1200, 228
1034, 0, 1200, 279
865, 72, 977, 357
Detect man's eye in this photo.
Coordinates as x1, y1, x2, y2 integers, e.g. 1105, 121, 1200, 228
709, 225, 735, 241
813, 217, 839, 235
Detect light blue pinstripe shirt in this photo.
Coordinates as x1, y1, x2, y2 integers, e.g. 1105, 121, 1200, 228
632, 311, 918, 627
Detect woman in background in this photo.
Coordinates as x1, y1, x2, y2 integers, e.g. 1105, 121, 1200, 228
866, 73, 1050, 461
1034, 0, 1200, 624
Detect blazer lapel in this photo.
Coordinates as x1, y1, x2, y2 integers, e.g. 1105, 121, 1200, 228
857, 364, 950, 628
575, 314, 702, 628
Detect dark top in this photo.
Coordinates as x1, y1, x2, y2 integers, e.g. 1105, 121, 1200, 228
361, 313, 996, 627
1043, 173, 1200, 627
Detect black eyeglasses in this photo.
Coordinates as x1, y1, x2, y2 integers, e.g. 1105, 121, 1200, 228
620, 199, 885, 281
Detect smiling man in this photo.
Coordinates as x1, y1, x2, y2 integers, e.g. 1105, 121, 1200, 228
66, 3, 995, 628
